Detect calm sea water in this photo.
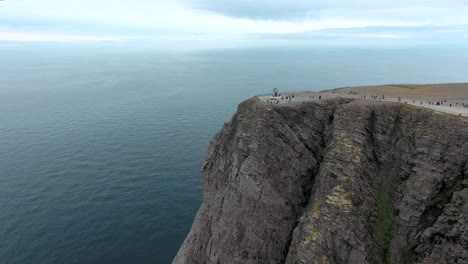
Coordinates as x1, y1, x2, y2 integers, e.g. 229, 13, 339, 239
1, 43, 467, 264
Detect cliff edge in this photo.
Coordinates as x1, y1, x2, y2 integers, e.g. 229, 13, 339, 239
174, 98, 468, 264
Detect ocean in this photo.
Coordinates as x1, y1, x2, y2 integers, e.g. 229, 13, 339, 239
1, 43, 467, 263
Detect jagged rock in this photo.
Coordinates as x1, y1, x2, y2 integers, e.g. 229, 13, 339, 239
174, 98, 468, 264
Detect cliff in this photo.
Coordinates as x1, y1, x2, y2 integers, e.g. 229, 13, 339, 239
174, 98, 468, 264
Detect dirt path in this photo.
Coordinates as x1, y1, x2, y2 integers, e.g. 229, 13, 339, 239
258, 83, 468, 117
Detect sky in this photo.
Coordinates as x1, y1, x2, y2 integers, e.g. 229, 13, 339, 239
1, 0, 468, 46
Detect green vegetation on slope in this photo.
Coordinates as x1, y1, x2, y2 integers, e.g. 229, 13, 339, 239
375, 185, 395, 264
250, 96, 262, 103
390, 84, 418, 89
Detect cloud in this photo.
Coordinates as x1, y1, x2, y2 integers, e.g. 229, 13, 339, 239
0, 0, 437, 34
183, 0, 468, 20
1, 0, 468, 45
0, 32, 125, 42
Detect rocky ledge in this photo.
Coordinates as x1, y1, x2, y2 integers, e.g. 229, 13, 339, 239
174, 98, 468, 264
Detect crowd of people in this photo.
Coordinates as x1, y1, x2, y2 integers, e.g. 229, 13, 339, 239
425, 101, 468, 108
361, 94, 468, 109
266, 94, 295, 104
265, 92, 468, 113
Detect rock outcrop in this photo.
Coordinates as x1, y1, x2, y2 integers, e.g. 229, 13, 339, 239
174, 98, 468, 264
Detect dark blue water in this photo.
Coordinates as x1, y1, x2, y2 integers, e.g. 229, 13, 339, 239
1, 44, 468, 264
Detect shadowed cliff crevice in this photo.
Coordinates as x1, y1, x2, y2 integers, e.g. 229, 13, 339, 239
174, 99, 468, 264
281, 168, 318, 264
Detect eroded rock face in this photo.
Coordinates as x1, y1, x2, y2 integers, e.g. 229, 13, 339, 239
174, 99, 468, 264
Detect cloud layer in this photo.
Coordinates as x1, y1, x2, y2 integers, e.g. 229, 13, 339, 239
1, 0, 468, 44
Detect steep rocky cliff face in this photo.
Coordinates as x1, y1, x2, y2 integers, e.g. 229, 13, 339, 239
174, 98, 468, 264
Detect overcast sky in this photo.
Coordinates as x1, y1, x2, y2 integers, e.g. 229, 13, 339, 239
1, 0, 468, 45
